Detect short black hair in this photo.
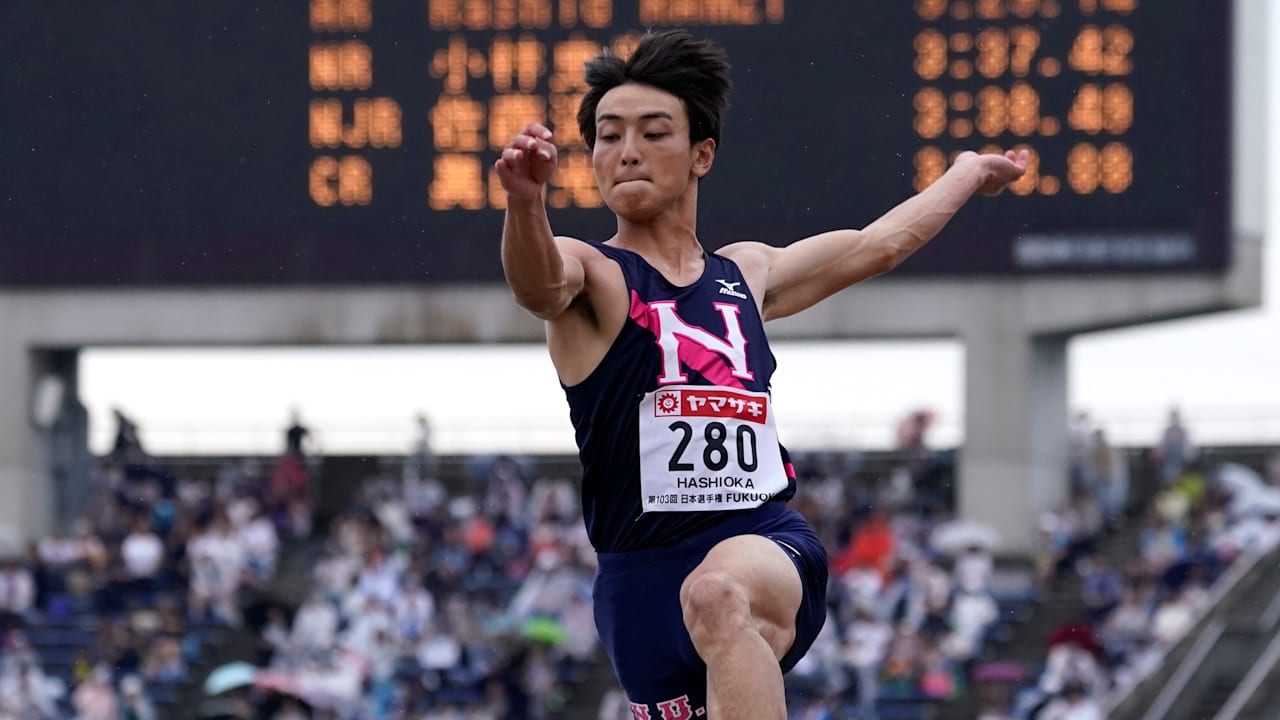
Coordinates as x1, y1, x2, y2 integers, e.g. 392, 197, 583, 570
577, 30, 732, 150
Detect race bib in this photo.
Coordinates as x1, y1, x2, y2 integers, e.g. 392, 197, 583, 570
638, 385, 788, 513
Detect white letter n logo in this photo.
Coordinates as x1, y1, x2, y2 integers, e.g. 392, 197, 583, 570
649, 301, 754, 385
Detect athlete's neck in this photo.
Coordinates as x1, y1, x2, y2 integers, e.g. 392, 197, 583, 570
609, 186, 704, 283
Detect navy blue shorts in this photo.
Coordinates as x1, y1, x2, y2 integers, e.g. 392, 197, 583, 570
593, 501, 829, 716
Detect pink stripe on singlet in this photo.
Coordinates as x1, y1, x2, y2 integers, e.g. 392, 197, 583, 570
628, 290, 746, 389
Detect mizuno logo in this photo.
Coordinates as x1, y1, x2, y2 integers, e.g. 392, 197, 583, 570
716, 279, 748, 299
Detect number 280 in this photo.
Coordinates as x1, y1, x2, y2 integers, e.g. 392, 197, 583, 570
667, 421, 758, 473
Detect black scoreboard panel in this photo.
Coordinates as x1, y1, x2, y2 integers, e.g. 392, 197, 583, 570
0, 0, 1229, 285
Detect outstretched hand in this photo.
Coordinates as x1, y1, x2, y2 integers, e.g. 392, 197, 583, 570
495, 122, 559, 201
955, 148, 1030, 196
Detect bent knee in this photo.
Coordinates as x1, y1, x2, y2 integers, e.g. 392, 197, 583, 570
680, 569, 753, 640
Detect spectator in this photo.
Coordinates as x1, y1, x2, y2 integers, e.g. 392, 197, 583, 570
140, 635, 186, 683
1039, 637, 1104, 697
1100, 584, 1152, 663
0, 557, 35, 623
946, 586, 998, 662
393, 574, 436, 647
240, 505, 280, 583
72, 665, 119, 720
290, 593, 339, 657
832, 508, 896, 579
110, 408, 146, 465
1068, 411, 1095, 491
120, 518, 165, 589
1081, 557, 1123, 623
271, 410, 311, 506
955, 544, 994, 593
37, 526, 81, 576
842, 605, 892, 719
119, 674, 157, 720
186, 512, 245, 625
1149, 588, 1198, 648
1153, 407, 1196, 485
73, 519, 109, 571
352, 545, 401, 609
1088, 428, 1129, 527
1038, 679, 1103, 720
404, 412, 437, 484
0, 652, 62, 719
1140, 514, 1187, 572
284, 408, 311, 460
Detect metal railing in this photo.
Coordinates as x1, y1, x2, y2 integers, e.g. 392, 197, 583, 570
1105, 545, 1280, 719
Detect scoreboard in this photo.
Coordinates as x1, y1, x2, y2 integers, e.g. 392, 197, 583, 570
0, 0, 1230, 285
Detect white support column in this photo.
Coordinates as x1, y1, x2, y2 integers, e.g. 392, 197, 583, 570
960, 323, 1069, 554
0, 334, 47, 541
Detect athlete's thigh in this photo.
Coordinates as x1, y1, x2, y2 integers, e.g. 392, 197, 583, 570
685, 533, 803, 659
594, 559, 706, 707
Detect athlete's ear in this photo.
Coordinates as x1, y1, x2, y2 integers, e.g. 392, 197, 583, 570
691, 138, 716, 179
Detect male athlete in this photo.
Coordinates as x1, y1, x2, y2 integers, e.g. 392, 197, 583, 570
497, 30, 1027, 720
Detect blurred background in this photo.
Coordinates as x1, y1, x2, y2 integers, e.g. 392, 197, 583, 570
0, 1, 1275, 719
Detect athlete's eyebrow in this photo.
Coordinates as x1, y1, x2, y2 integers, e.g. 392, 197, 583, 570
597, 112, 675, 123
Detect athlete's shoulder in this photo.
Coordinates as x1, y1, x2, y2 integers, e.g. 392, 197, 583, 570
718, 240, 778, 265
714, 242, 774, 304
555, 235, 601, 258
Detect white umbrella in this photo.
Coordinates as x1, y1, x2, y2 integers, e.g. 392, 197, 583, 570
930, 520, 1002, 555
1233, 487, 1280, 517
1216, 463, 1266, 496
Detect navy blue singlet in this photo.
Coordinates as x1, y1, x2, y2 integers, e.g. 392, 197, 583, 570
563, 241, 797, 554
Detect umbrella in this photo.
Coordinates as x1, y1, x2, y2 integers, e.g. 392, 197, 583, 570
203, 661, 258, 696
1234, 487, 1280, 517
1216, 463, 1267, 497
930, 520, 1002, 555
519, 616, 569, 645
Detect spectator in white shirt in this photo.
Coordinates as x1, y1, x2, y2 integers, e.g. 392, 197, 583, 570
240, 507, 280, 583
37, 528, 82, 571
842, 606, 893, 719
0, 658, 63, 720
1040, 642, 1105, 697
1151, 589, 1197, 648
353, 547, 400, 608
0, 562, 35, 620
121, 519, 165, 582
392, 576, 436, 647
290, 594, 339, 656
955, 545, 994, 592
946, 588, 998, 661
186, 512, 245, 625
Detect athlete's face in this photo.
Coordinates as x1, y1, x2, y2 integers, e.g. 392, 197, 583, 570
592, 83, 715, 221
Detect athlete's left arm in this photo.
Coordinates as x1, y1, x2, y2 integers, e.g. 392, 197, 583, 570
723, 149, 1028, 321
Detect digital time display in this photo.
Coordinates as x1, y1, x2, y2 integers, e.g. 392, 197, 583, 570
0, 0, 1229, 285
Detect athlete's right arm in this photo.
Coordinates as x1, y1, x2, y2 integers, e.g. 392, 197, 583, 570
497, 123, 584, 320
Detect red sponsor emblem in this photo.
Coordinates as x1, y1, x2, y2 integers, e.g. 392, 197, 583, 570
654, 390, 682, 416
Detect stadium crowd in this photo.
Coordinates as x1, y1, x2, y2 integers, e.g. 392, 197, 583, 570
996, 413, 1280, 720
0, 439, 297, 719
0, 409, 1276, 720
